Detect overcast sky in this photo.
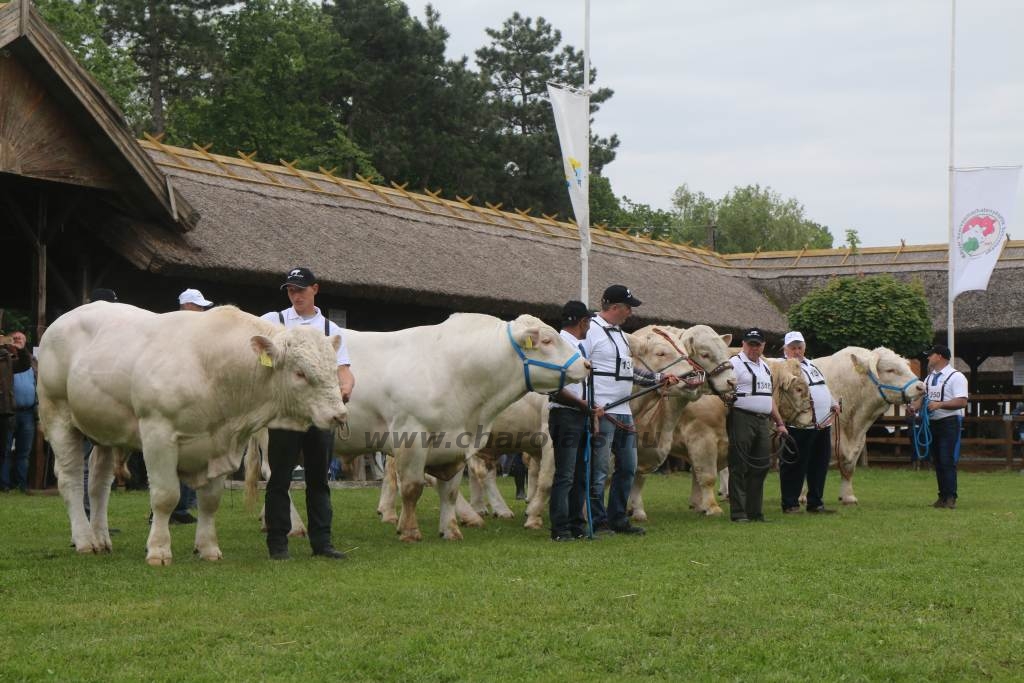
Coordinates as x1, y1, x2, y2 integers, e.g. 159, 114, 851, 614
415, 1, 1024, 248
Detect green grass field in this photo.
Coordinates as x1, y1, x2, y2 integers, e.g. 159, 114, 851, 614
1, 469, 1022, 682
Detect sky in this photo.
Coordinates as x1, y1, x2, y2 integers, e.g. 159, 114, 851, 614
414, 1, 1024, 248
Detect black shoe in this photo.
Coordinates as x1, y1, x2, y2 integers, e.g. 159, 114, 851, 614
932, 498, 947, 508
592, 523, 616, 536
551, 535, 576, 542
610, 523, 646, 536
269, 548, 291, 560
782, 506, 802, 514
750, 515, 770, 523
944, 498, 957, 509
731, 517, 750, 523
807, 506, 836, 514
312, 545, 347, 560
170, 511, 197, 525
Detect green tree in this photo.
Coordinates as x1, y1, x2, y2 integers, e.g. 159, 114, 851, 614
36, 0, 145, 126
787, 275, 933, 357
97, 0, 235, 133
476, 12, 617, 217
165, 0, 376, 177
611, 197, 680, 242
713, 184, 833, 253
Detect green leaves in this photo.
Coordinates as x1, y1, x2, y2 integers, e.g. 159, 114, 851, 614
788, 275, 933, 357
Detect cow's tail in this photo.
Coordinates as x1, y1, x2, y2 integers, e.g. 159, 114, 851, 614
113, 448, 131, 484
243, 430, 267, 512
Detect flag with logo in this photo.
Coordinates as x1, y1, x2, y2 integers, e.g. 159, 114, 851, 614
950, 166, 1021, 298
547, 83, 590, 249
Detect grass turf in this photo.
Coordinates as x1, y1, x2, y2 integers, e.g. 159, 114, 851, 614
0, 468, 1022, 682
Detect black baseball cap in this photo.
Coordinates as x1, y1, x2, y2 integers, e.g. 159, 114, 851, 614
90, 288, 118, 302
742, 328, 766, 344
925, 343, 951, 360
602, 284, 642, 307
561, 300, 595, 325
281, 267, 317, 290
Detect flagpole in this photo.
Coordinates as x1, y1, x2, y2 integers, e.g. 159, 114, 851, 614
946, 0, 957, 359
581, 0, 591, 305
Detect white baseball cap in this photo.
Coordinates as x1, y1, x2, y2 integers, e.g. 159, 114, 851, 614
783, 331, 805, 346
179, 288, 213, 308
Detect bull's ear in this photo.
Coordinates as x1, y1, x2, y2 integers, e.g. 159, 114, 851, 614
720, 333, 733, 346
849, 352, 870, 375
328, 334, 342, 352
251, 336, 280, 368
516, 326, 541, 351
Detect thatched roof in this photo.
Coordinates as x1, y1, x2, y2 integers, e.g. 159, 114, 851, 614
101, 140, 788, 337
726, 243, 1024, 357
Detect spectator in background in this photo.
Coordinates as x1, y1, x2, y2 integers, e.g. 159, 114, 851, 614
2, 331, 36, 493
0, 330, 33, 492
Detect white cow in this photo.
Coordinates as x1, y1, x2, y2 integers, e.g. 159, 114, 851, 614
37, 303, 348, 566
627, 325, 737, 523
814, 346, 925, 504
248, 313, 587, 542
663, 356, 812, 517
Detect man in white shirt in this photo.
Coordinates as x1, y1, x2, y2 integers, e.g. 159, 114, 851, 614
547, 301, 594, 541
587, 285, 676, 535
727, 328, 788, 522
260, 267, 355, 559
779, 331, 840, 514
911, 343, 967, 509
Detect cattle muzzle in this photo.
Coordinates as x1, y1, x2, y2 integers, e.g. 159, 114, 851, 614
866, 372, 923, 405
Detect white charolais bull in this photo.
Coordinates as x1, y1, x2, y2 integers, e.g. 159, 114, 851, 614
662, 356, 811, 518
248, 313, 587, 542
37, 303, 348, 566
628, 325, 736, 523
814, 346, 925, 504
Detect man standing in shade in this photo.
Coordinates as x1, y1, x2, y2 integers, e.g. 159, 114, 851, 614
261, 267, 354, 559
547, 300, 594, 542
779, 331, 839, 514
727, 328, 788, 522
587, 285, 677, 536
910, 344, 967, 509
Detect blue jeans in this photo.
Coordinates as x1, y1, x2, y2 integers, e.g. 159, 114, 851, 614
547, 408, 590, 538
3, 410, 35, 490
589, 413, 637, 528
931, 416, 961, 501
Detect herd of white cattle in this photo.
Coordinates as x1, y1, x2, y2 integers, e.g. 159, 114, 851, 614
36, 301, 926, 566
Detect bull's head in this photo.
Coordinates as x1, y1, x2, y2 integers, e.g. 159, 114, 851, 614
678, 325, 737, 402
507, 314, 588, 393
628, 327, 704, 399
250, 326, 349, 430
773, 358, 813, 427
849, 348, 925, 405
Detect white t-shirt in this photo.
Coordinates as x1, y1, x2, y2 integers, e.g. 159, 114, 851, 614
926, 364, 968, 420
261, 306, 351, 366
730, 351, 773, 415
586, 314, 633, 415
550, 329, 590, 409
799, 358, 834, 425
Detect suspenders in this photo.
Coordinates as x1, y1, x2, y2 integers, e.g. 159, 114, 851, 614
591, 324, 633, 381
734, 359, 772, 397
801, 361, 827, 387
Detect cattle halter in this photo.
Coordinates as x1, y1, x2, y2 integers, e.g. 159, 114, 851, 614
864, 370, 920, 404
506, 324, 580, 393
651, 328, 731, 399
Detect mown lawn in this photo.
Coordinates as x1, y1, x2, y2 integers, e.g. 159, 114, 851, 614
1, 468, 1022, 682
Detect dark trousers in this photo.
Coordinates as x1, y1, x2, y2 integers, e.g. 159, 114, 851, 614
265, 426, 334, 552
548, 408, 589, 538
779, 426, 831, 510
727, 409, 771, 520
931, 417, 961, 501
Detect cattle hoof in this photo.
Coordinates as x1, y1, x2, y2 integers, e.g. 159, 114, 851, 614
146, 556, 172, 567
840, 499, 858, 506
461, 516, 485, 528
399, 530, 422, 543
522, 518, 543, 530
442, 528, 464, 541
631, 512, 648, 523
197, 549, 223, 561
703, 507, 724, 517
381, 513, 399, 525
493, 511, 514, 520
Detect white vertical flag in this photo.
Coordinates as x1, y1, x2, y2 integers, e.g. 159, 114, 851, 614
950, 166, 1020, 298
547, 83, 590, 249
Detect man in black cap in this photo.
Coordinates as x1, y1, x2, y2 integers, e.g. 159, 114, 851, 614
260, 267, 355, 560
547, 301, 594, 541
727, 327, 788, 522
909, 343, 967, 509
586, 285, 677, 535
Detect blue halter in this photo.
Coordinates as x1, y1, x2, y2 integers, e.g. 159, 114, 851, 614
865, 370, 919, 404
506, 323, 580, 393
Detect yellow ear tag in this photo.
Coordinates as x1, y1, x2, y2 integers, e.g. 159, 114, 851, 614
259, 351, 274, 368
524, 336, 534, 350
